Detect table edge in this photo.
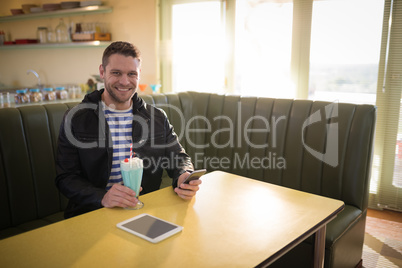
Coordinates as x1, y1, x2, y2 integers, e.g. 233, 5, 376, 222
255, 202, 345, 268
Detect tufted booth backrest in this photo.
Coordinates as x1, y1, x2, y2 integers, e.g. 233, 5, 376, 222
0, 92, 375, 233
143, 92, 376, 212
0, 103, 77, 230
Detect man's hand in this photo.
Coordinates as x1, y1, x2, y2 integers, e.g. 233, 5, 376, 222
101, 184, 141, 208
174, 172, 202, 200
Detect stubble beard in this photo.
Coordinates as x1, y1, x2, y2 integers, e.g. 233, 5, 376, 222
104, 83, 135, 104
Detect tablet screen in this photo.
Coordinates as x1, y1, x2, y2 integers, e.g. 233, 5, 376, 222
117, 214, 183, 243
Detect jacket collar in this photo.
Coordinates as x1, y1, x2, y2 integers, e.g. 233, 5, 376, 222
82, 88, 145, 111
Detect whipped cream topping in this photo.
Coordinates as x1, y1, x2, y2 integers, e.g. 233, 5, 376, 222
121, 157, 143, 170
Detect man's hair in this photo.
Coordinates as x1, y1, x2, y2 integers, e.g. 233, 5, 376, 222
102, 41, 141, 68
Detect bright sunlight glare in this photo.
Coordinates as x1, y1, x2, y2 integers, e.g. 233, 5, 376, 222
234, 1, 295, 98
172, 2, 225, 93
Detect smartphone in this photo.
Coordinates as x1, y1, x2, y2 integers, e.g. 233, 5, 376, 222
182, 169, 206, 185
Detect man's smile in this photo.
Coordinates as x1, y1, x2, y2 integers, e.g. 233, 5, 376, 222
115, 87, 133, 92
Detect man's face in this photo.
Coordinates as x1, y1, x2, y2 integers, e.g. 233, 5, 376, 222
99, 53, 140, 109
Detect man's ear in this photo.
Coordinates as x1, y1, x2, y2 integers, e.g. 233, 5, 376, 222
99, 64, 105, 79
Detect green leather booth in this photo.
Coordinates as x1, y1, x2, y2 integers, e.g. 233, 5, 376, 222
0, 91, 376, 268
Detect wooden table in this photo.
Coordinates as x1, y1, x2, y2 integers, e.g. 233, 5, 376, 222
0, 171, 344, 267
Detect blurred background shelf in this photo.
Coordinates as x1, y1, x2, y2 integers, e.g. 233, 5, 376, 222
0, 6, 112, 22
0, 41, 111, 49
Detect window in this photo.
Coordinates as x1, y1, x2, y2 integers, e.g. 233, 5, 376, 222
308, 0, 384, 105
161, 0, 225, 93
234, 0, 294, 98
371, 0, 402, 211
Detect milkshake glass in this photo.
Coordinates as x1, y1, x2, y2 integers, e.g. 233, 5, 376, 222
120, 157, 144, 209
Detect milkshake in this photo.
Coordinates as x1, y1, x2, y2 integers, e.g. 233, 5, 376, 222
120, 156, 144, 209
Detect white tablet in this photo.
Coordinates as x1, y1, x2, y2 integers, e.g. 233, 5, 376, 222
117, 213, 183, 243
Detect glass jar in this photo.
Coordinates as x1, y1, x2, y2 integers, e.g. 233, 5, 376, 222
67, 85, 76, 99
37, 27, 48, 43
76, 85, 83, 99
43, 88, 56, 101
47, 27, 56, 43
29, 88, 43, 103
1, 92, 11, 108
2, 92, 11, 107
55, 18, 70, 43
55, 87, 68, 100
15, 89, 29, 104
67, 84, 83, 99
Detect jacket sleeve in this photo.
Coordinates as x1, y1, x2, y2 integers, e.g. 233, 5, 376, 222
162, 114, 194, 187
55, 111, 106, 210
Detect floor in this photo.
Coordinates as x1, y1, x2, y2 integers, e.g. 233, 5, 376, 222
362, 208, 402, 268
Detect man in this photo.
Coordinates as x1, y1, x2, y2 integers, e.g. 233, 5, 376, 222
56, 41, 201, 218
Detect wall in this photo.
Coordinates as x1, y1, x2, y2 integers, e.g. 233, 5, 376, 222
0, 0, 158, 92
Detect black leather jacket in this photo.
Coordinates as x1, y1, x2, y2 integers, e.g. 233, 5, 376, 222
55, 89, 193, 218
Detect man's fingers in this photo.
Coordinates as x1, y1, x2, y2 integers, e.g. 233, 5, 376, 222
175, 186, 198, 199
112, 184, 136, 196
102, 184, 138, 208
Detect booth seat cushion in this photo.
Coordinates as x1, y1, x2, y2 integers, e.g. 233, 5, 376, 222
298, 205, 363, 246
0, 212, 65, 240
0, 103, 77, 240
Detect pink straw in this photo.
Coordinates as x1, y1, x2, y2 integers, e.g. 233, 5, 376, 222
129, 143, 133, 168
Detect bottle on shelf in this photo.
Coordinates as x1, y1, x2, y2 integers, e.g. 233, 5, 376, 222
55, 18, 70, 43
47, 27, 56, 43
0, 30, 5, 45
37, 27, 48, 43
